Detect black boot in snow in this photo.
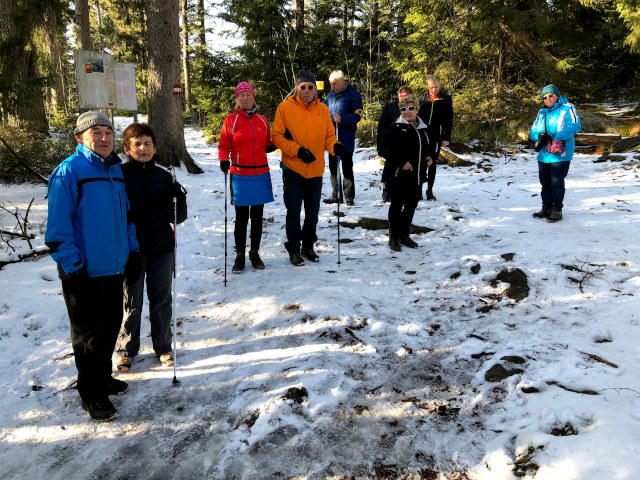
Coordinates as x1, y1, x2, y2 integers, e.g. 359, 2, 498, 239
249, 250, 265, 269
232, 253, 245, 273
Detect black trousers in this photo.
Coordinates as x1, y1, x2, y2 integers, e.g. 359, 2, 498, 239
62, 274, 123, 403
387, 177, 420, 238
327, 152, 355, 201
282, 168, 322, 253
118, 251, 173, 357
234, 204, 264, 252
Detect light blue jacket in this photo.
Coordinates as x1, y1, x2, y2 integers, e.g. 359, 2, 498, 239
45, 143, 138, 277
529, 95, 581, 163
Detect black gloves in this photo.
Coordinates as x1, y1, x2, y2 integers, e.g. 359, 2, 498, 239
333, 142, 344, 157
220, 160, 230, 174
297, 147, 316, 163
534, 133, 552, 152
265, 144, 277, 153
124, 251, 142, 286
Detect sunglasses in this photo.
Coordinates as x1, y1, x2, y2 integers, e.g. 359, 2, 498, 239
298, 84, 316, 91
543, 94, 556, 100
400, 106, 417, 112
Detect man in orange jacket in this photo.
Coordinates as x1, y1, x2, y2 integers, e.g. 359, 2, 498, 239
272, 69, 343, 265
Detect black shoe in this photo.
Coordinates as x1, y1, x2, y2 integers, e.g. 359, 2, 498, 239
249, 250, 265, 269
82, 398, 117, 421
401, 236, 419, 248
289, 251, 304, 266
547, 211, 563, 223
346, 199, 354, 206
533, 209, 551, 219
388, 237, 402, 252
108, 377, 128, 395
323, 196, 338, 204
426, 189, 436, 201
232, 253, 245, 273
301, 246, 319, 262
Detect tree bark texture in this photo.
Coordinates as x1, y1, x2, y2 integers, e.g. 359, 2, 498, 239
181, 0, 193, 113
74, 0, 93, 51
146, 0, 202, 173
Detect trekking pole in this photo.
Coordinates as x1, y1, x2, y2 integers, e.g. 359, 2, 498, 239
335, 124, 342, 266
171, 168, 181, 385
224, 171, 228, 287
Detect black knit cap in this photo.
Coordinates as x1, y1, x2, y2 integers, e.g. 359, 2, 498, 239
295, 69, 316, 86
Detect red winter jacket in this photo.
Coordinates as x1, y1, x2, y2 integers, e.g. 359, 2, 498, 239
218, 109, 273, 176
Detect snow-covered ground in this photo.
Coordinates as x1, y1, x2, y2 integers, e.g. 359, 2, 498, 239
1, 123, 639, 480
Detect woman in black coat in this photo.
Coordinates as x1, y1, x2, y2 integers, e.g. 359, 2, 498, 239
381, 94, 437, 252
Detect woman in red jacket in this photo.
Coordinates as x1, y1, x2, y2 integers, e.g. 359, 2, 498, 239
218, 81, 275, 273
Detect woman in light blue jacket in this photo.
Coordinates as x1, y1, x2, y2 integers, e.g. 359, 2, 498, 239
529, 84, 581, 223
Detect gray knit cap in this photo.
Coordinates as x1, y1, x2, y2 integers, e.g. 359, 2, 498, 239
74, 111, 113, 135
295, 69, 317, 86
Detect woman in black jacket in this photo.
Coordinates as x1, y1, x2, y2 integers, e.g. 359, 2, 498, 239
115, 123, 187, 372
381, 94, 437, 252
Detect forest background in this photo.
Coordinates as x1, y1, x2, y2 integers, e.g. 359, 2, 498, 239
1, 0, 640, 178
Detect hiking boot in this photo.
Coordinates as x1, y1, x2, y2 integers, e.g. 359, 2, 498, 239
108, 377, 128, 395
401, 236, 419, 248
346, 199, 354, 206
426, 189, 436, 201
289, 252, 304, 266
116, 356, 132, 372
323, 196, 339, 204
159, 353, 174, 367
82, 398, 117, 421
547, 211, 563, 223
533, 209, 551, 219
232, 253, 245, 273
249, 250, 265, 269
388, 237, 402, 252
301, 246, 319, 262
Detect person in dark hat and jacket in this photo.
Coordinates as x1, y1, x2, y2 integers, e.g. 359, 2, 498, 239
381, 95, 437, 251
272, 69, 342, 265
115, 123, 187, 372
46, 110, 140, 421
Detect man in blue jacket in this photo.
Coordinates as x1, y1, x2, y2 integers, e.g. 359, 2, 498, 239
46, 111, 140, 421
323, 70, 363, 206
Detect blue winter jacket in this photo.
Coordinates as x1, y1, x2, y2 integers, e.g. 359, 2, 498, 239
529, 95, 581, 163
323, 85, 363, 152
45, 144, 138, 278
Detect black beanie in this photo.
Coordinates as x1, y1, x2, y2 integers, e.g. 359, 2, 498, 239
295, 69, 316, 86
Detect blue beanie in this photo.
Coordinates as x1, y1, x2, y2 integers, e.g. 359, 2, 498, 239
540, 84, 561, 99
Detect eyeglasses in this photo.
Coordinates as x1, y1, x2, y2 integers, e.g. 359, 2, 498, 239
543, 94, 556, 100
298, 84, 316, 91
400, 106, 417, 112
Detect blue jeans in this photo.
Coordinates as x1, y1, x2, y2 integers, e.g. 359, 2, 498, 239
282, 169, 322, 252
538, 161, 570, 212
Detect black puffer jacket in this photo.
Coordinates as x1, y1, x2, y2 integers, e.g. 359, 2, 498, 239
121, 157, 187, 256
381, 118, 437, 185
418, 91, 453, 142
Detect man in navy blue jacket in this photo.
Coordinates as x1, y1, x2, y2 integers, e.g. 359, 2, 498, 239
323, 70, 363, 206
46, 111, 140, 421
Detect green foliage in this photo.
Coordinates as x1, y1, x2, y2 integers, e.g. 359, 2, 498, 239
0, 125, 75, 182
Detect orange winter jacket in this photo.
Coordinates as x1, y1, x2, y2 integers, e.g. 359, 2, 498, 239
218, 109, 272, 176
272, 95, 338, 178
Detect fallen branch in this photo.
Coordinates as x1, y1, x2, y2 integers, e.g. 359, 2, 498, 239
579, 351, 619, 368
0, 137, 49, 184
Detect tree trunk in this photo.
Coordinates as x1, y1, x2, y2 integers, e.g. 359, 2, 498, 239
181, 0, 193, 113
74, 0, 92, 51
147, 0, 202, 174
196, 0, 205, 47
44, 7, 68, 115
296, 0, 304, 32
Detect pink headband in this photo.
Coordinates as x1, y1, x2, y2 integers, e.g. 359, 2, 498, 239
235, 81, 255, 97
